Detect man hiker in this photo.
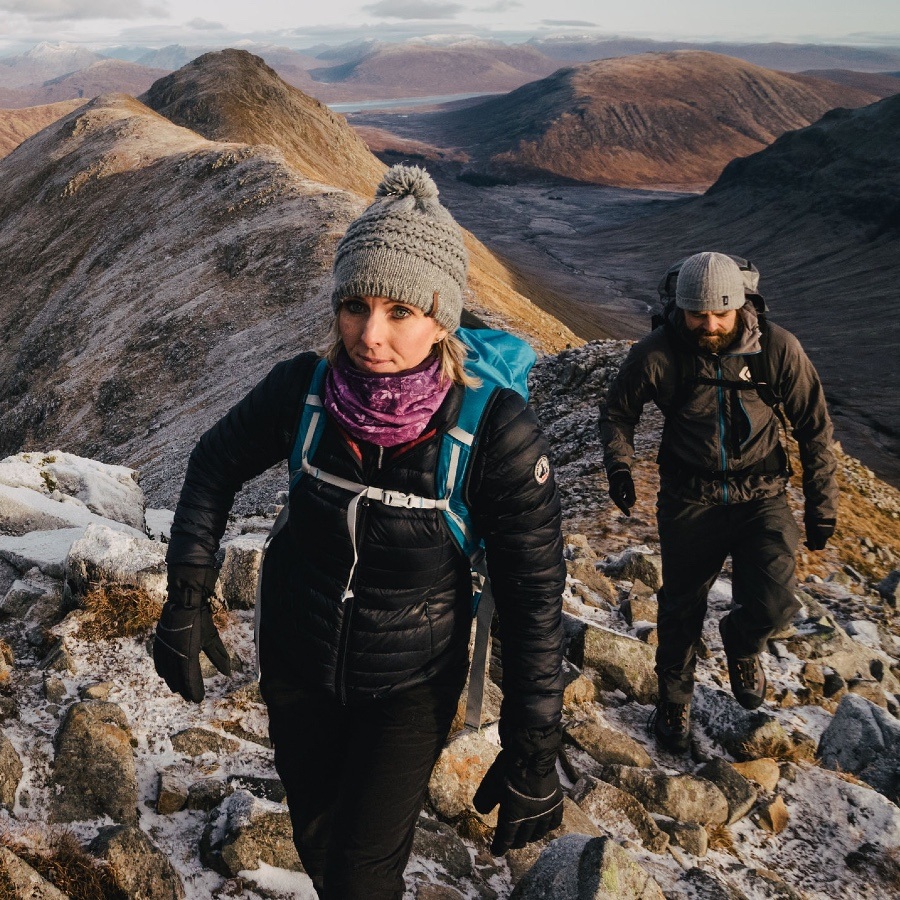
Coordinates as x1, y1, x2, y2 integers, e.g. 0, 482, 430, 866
599, 251, 838, 753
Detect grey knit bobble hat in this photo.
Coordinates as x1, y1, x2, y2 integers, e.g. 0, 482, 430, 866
675, 251, 747, 312
331, 164, 468, 333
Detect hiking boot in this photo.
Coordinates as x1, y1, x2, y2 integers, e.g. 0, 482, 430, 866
719, 617, 767, 709
726, 653, 767, 709
651, 700, 691, 754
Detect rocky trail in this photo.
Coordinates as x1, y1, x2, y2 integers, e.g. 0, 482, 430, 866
0, 340, 898, 898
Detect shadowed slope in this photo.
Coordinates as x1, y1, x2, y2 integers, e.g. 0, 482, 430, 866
584, 94, 900, 483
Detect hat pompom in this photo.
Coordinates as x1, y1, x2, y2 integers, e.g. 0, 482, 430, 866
376, 164, 439, 206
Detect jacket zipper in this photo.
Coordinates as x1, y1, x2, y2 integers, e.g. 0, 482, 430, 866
716, 360, 729, 504
334, 443, 383, 704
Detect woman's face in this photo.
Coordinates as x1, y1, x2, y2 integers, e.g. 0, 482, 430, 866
338, 295, 448, 374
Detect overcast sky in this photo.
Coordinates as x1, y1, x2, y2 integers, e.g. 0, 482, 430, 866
0, 0, 898, 52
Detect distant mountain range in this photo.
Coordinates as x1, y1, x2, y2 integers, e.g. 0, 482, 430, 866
387, 51, 879, 188
0, 51, 576, 505
3, 37, 899, 111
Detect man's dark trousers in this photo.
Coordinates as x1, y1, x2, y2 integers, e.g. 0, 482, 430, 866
655, 492, 801, 704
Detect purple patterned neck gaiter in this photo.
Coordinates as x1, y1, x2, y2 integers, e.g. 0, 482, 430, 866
324, 350, 451, 447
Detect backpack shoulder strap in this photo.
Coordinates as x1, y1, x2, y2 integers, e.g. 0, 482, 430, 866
288, 357, 329, 490
660, 317, 696, 412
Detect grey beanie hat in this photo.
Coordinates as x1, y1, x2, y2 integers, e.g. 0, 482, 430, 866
331, 165, 468, 333
675, 251, 747, 312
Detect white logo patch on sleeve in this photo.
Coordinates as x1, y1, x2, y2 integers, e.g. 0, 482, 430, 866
534, 455, 551, 484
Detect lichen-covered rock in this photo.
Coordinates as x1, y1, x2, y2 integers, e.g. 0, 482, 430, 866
217, 534, 265, 609
692, 685, 792, 760
50, 700, 137, 824
600, 765, 729, 825
0, 847, 69, 899
428, 728, 498, 821
412, 815, 474, 881
509, 833, 665, 899
65, 522, 167, 603
652, 817, 708, 857
201, 790, 301, 877
573, 775, 669, 854
170, 726, 240, 757
0, 729, 22, 811
731, 758, 781, 793
566, 719, 654, 769
818, 694, 900, 801
602, 549, 662, 592
697, 758, 758, 824
581, 623, 657, 704
90, 824, 186, 900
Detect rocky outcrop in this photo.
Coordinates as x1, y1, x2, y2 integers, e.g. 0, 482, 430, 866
50, 701, 138, 824
0, 729, 22, 811
201, 790, 302, 877
818, 694, 900, 801
90, 825, 185, 900
509, 834, 665, 899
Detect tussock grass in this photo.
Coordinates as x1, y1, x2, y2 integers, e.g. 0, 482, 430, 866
0, 831, 126, 900
740, 734, 817, 764
706, 823, 735, 853
77, 582, 159, 641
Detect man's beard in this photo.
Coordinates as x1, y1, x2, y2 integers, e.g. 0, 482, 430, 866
687, 320, 741, 354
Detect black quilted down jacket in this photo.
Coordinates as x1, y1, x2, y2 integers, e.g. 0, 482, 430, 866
166, 352, 566, 733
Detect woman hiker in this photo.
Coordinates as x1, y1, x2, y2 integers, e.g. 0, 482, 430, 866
152, 165, 567, 899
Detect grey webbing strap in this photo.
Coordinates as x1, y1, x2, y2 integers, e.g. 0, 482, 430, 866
464, 577, 495, 731
300, 458, 450, 601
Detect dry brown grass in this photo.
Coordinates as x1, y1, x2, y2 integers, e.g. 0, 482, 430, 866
706, 823, 735, 853
0, 831, 126, 900
740, 733, 817, 764
77, 582, 159, 641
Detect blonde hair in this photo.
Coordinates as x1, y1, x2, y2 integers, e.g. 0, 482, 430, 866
322, 319, 480, 388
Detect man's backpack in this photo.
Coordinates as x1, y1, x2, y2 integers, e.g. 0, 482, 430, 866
654, 254, 792, 473
255, 326, 537, 730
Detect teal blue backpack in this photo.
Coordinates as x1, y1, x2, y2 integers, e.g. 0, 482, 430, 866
287, 326, 536, 728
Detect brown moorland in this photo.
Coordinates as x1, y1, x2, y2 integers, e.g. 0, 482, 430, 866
425, 51, 879, 187
0, 99, 84, 158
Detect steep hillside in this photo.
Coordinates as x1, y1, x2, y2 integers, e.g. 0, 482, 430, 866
0, 81, 577, 505
0, 100, 83, 158
570, 93, 900, 484
307, 39, 559, 96
428, 51, 878, 187
142, 49, 385, 196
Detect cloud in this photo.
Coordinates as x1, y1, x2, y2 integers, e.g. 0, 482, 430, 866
0, 0, 167, 21
475, 0, 522, 10
186, 18, 224, 32
362, 1, 464, 20
540, 19, 598, 27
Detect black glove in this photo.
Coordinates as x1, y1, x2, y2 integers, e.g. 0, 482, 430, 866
607, 467, 636, 516
804, 516, 836, 551
153, 566, 231, 703
472, 749, 564, 855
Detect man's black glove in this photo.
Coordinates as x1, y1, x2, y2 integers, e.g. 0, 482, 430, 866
472, 749, 564, 855
804, 516, 836, 552
607, 467, 636, 516
153, 566, 231, 703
